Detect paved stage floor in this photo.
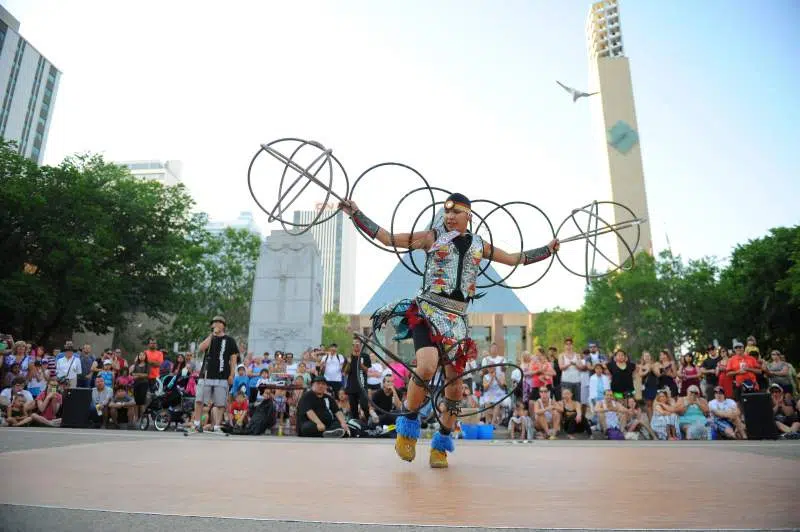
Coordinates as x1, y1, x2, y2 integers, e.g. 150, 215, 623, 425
1, 428, 798, 531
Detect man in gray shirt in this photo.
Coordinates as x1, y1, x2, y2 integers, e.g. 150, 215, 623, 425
89, 376, 112, 428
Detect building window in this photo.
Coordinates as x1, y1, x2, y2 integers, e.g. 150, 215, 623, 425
471, 326, 492, 354
503, 326, 526, 362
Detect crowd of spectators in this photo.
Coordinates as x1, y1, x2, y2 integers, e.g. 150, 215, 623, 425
1, 331, 798, 442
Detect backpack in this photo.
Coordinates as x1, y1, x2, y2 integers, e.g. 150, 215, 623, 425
246, 398, 276, 435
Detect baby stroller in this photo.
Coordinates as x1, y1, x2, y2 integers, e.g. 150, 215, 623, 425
138, 374, 194, 431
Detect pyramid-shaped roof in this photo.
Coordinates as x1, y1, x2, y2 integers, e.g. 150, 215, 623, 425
361, 250, 530, 315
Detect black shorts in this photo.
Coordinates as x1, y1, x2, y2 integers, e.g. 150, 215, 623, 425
412, 319, 435, 350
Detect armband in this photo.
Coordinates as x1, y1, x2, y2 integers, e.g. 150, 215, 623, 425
351, 210, 381, 239
522, 245, 552, 265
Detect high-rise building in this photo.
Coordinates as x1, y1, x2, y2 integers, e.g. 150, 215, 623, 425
0, 6, 61, 164
207, 211, 261, 237
293, 205, 356, 314
586, 0, 653, 259
119, 160, 183, 187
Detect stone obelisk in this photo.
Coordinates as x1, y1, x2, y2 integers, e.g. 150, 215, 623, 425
247, 230, 322, 356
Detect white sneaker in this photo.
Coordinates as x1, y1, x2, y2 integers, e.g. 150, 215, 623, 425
323, 428, 345, 438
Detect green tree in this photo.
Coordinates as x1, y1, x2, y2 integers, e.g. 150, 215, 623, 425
718, 226, 800, 361
322, 311, 353, 354
532, 307, 585, 351
0, 142, 205, 343
151, 227, 262, 352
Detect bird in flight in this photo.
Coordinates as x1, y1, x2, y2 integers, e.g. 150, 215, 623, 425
556, 81, 599, 102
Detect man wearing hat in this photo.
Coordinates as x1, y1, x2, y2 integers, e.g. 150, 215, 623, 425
55, 345, 81, 389
340, 193, 558, 468
725, 341, 761, 403
297, 375, 350, 438
187, 316, 239, 433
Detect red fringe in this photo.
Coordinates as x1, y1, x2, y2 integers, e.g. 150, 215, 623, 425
404, 303, 476, 375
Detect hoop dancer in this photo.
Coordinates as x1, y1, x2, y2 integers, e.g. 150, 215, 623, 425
340, 193, 558, 468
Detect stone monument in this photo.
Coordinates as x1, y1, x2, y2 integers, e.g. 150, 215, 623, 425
247, 230, 323, 357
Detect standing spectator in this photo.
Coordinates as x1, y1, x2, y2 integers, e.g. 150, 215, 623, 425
638, 351, 659, 418
297, 375, 350, 437
482, 342, 506, 377
678, 353, 700, 396
159, 355, 173, 377
717, 347, 734, 399
56, 346, 81, 389
319, 343, 345, 395
345, 336, 371, 423
27, 360, 47, 398
43, 347, 58, 378
655, 350, 678, 398
144, 338, 164, 391
184, 352, 197, 373
726, 341, 761, 402
5, 341, 31, 378
98, 360, 115, 389
3, 363, 21, 388
544, 347, 562, 400
607, 349, 636, 399
130, 352, 150, 419
78, 344, 96, 388
188, 316, 239, 433
110, 349, 128, 376
588, 363, 610, 407
482, 364, 506, 427
558, 337, 583, 403
89, 376, 112, 428
765, 350, 793, 393
700, 346, 722, 400
708, 386, 746, 439
366, 353, 388, 397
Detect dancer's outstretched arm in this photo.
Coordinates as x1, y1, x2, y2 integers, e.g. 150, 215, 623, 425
340, 200, 434, 250
483, 239, 560, 266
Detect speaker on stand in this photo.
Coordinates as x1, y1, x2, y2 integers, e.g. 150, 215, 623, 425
61, 387, 92, 428
741, 392, 778, 440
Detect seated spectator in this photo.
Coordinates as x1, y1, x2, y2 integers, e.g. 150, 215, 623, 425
286, 375, 306, 435
296, 375, 350, 438
295, 362, 311, 388
508, 401, 533, 440
34, 377, 62, 427
533, 386, 561, 439
770, 383, 800, 438
89, 376, 113, 428
6, 393, 33, 427
336, 388, 350, 419
253, 369, 270, 405
594, 389, 624, 439
228, 388, 250, 431
675, 384, 710, 439
108, 385, 136, 427
0, 377, 35, 412
651, 388, 681, 440
621, 396, 656, 440
560, 388, 590, 439
370, 374, 403, 425
708, 386, 746, 439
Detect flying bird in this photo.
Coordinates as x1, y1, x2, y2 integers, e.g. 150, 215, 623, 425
556, 81, 599, 102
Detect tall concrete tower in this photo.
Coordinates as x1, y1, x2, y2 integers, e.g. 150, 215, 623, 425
586, 0, 653, 259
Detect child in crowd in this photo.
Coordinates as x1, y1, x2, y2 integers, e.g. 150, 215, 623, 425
27, 361, 46, 398
229, 389, 249, 431
116, 367, 134, 391
6, 393, 32, 426
508, 401, 533, 440
98, 360, 115, 388
231, 364, 250, 400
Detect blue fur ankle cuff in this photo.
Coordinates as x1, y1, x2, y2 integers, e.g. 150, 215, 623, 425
396, 416, 421, 439
431, 431, 455, 453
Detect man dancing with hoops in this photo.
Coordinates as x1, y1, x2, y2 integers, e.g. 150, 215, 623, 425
340, 193, 558, 468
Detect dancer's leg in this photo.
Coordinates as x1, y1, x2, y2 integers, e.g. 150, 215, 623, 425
430, 363, 461, 468
395, 345, 438, 462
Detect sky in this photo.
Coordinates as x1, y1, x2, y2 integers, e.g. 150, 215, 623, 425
6, 0, 799, 313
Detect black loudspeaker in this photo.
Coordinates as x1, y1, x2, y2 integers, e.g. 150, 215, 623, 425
742, 392, 778, 440
61, 387, 92, 428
